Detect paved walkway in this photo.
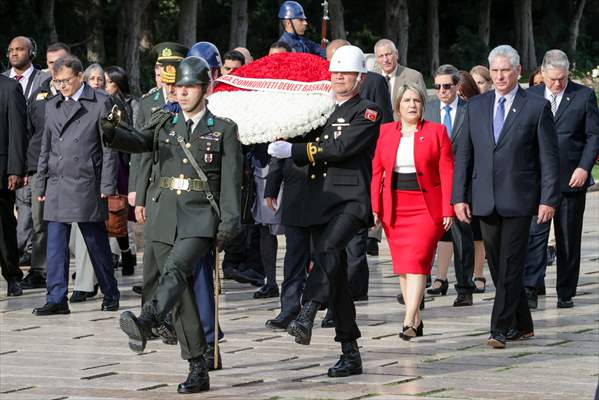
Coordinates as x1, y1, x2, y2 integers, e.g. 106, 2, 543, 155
1, 191, 598, 400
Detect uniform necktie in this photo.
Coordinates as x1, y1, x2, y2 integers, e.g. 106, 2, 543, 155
385, 75, 391, 91
493, 96, 505, 144
186, 119, 194, 134
550, 93, 558, 116
443, 104, 452, 137
14, 74, 23, 81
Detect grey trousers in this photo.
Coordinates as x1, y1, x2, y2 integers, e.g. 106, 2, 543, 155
15, 184, 32, 255
368, 221, 382, 241
28, 174, 47, 274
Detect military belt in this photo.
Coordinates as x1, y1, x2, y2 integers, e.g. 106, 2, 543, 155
159, 177, 207, 192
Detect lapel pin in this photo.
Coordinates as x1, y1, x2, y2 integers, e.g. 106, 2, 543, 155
419, 136, 424, 141
512, 108, 516, 112
566, 97, 570, 101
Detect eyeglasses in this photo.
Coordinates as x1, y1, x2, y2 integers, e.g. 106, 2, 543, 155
53, 76, 76, 87
434, 83, 454, 91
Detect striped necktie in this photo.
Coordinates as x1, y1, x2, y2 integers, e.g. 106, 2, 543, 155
550, 94, 558, 116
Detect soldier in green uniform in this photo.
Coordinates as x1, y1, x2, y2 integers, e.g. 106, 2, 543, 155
101, 57, 242, 394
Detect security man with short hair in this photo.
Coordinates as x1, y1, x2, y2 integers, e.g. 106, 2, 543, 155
101, 56, 242, 394
267, 45, 382, 378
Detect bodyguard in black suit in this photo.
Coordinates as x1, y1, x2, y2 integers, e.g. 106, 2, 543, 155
452, 45, 560, 348
268, 46, 381, 377
523, 50, 599, 309
0, 75, 27, 296
424, 64, 475, 306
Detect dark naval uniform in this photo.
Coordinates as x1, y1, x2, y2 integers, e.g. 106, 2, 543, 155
278, 31, 325, 58
105, 108, 242, 361
288, 94, 382, 344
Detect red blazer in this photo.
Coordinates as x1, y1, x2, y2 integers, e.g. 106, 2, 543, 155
371, 120, 455, 227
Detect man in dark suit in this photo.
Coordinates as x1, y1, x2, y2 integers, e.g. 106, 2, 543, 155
268, 45, 382, 377
0, 75, 28, 296
452, 45, 560, 348
33, 55, 120, 315
424, 64, 475, 307
523, 50, 599, 309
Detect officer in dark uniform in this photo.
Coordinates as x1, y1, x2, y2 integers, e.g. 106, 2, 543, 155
278, 1, 325, 58
267, 46, 382, 378
102, 57, 242, 394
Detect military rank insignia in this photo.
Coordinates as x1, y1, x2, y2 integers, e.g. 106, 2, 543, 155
365, 109, 378, 122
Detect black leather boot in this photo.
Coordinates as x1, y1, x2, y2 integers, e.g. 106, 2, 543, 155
120, 249, 135, 276
205, 342, 222, 371
177, 356, 210, 394
327, 340, 363, 377
156, 315, 177, 345
119, 311, 155, 353
287, 300, 320, 345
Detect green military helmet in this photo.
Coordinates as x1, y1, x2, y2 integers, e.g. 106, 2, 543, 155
176, 56, 212, 86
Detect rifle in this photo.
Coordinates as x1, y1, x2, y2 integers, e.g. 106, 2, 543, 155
321, 0, 329, 48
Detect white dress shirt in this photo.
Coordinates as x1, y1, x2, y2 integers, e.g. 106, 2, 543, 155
184, 108, 206, 133
8, 64, 34, 96
440, 96, 459, 126
65, 83, 85, 102
493, 84, 519, 121
394, 136, 416, 173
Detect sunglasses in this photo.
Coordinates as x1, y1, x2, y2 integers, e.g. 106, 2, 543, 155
434, 83, 454, 90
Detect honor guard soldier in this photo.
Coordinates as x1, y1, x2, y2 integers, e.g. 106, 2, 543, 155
278, 1, 325, 58
101, 56, 242, 394
187, 41, 222, 83
267, 46, 382, 377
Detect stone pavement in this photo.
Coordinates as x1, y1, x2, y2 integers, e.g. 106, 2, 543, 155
1, 191, 598, 400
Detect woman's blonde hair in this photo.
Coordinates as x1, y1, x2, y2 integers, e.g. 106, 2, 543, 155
394, 83, 427, 121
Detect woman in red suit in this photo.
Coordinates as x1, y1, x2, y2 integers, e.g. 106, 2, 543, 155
371, 83, 454, 340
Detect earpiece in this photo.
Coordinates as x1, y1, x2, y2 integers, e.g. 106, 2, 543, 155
6, 37, 37, 59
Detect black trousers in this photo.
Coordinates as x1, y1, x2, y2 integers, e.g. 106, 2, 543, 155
524, 190, 587, 299
346, 228, 369, 299
143, 237, 212, 360
479, 211, 533, 334
450, 219, 476, 294
303, 214, 364, 343
0, 189, 23, 281
259, 224, 278, 286
280, 225, 310, 317
223, 223, 263, 274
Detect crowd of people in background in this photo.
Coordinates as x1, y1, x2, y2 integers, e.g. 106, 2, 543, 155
0, 0, 597, 394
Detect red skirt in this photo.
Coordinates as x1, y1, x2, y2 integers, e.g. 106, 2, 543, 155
383, 190, 445, 275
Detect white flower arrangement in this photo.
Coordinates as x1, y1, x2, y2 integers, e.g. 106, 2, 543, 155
208, 91, 336, 145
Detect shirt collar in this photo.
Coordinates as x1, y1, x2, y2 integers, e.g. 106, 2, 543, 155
66, 83, 85, 102
494, 84, 519, 105
9, 64, 34, 79
440, 95, 459, 110
384, 65, 398, 78
184, 108, 206, 128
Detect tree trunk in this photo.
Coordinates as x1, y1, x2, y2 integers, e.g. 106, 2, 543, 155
520, 0, 536, 72
117, 0, 151, 95
478, 0, 491, 48
385, 0, 409, 66
229, 0, 249, 48
41, 0, 58, 44
86, 0, 105, 63
568, 0, 586, 56
513, 0, 522, 52
178, 0, 199, 48
427, 0, 439, 77
329, 0, 346, 40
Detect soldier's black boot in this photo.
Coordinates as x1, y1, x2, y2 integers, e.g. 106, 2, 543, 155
156, 313, 178, 345
119, 311, 155, 353
287, 300, 320, 345
177, 356, 210, 394
205, 342, 222, 371
327, 340, 363, 377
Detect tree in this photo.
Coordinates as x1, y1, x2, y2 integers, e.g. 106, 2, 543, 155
478, 0, 491, 48
117, 0, 151, 95
385, 0, 409, 65
514, 0, 537, 72
427, 0, 439, 77
178, 0, 200, 48
229, 0, 249, 48
86, 0, 106, 63
329, 0, 346, 40
41, 0, 58, 44
568, 0, 587, 57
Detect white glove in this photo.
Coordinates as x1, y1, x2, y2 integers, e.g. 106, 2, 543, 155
267, 141, 292, 159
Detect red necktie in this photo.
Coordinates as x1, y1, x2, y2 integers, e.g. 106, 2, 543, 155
14, 75, 23, 81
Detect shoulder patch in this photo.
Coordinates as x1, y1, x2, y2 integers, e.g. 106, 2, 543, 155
365, 108, 378, 122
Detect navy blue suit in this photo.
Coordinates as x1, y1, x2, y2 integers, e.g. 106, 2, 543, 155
452, 86, 560, 334
523, 81, 599, 299
193, 250, 223, 344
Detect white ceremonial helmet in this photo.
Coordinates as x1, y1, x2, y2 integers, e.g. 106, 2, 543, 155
329, 45, 367, 74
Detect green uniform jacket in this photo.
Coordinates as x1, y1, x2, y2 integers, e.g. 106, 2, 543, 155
128, 87, 165, 204
107, 108, 242, 244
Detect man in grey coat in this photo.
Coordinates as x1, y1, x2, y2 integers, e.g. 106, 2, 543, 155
33, 55, 119, 315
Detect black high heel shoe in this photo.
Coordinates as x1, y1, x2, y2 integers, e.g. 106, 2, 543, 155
427, 279, 448, 296
399, 325, 416, 341
415, 320, 423, 337
474, 277, 486, 293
